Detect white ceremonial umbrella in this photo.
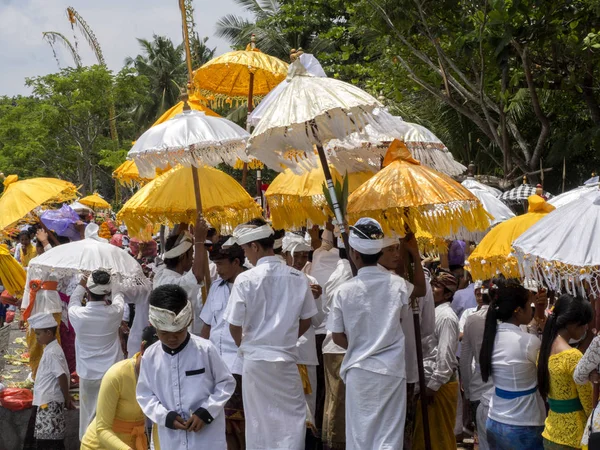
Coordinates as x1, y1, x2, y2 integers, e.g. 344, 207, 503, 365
462, 177, 502, 197
513, 189, 600, 295
129, 108, 249, 179
548, 182, 599, 209
27, 223, 148, 287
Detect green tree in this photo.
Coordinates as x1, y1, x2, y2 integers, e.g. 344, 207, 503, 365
125, 35, 187, 129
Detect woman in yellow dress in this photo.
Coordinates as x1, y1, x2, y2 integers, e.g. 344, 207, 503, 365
537, 294, 593, 449
81, 326, 158, 450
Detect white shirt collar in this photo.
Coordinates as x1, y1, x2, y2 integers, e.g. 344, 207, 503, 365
256, 255, 285, 266
357, 266, 382, 276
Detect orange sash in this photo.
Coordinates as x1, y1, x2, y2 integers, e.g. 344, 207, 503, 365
23, 280, 58, 321
298, 364, 312, 395
112, 418, 147, 450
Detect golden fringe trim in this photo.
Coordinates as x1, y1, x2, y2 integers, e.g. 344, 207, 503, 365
266, 194, 331, 230
196, 89, 264, 110
467, 255, 521, 281
117, 202, 263, 239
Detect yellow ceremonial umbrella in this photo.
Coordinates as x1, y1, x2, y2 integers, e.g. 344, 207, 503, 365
468, 195, 555, 280
0, 244, 26, 298
117, 165, 263, 238
266, 165, 373, 230
79, 193, 111, 211
347, 140, 491, 236
0, 174, 78, 231
152, 93, 220, 126
112, 160, 151, 187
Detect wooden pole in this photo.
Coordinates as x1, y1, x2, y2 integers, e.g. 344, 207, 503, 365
562, 158, 566, 193
413, 303, 432, 450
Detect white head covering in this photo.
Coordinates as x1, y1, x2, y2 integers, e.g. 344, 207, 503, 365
87, 273, 112, 295
381, 232, 401, 249
223, 223, 274, 247
349, 218, 384, 255
282, 232, 312, 254
28, 312, 57, 329
163, 232, 193, 259
149, 300, 193, 332
273, 237, 284, 250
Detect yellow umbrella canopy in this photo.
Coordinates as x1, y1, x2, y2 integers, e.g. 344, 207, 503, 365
117, 165, 263, 238
0, 244, 26, 298
347, 140, 491, 236
468, 195, 555, 280
193, 46, 288, 106
266, 164, 373, 230
152, 94, 220, 126
112, 160, 152, 187
79, 193, 111, 210
0, 174, 78, 231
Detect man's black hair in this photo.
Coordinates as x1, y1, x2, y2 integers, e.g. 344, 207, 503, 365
207, 228, 217, 240
141, 325, 159, 351
272, 229, 285, 255
38, 326, 58, 335
244, 218, 275, 249
150, 284, 188, 314
18, 230, 30, 240
88, 270, 111, 301
209, 237, 245, 263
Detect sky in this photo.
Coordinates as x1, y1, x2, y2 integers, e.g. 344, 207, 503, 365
0, 0, 247, 96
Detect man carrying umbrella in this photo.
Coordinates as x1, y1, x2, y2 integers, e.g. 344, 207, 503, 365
223, 218, 318, 450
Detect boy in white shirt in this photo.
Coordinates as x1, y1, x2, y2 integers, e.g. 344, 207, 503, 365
137, 284, 235, 450
27, 312, 73, 449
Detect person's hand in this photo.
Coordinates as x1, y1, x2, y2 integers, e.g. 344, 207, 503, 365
325, 219, 334, 232
18, 319, 26, 331
185, 415, 205, 432
401, 233, 420, 258
65, 396, 76, 410
36, 228, 49, 246
194, 215, 209, 243
173, 415, 187, 431
310, 284, 322, 299
120, 321, 130, 335
79, 274, 89, 287
424, 387, 437, 406
591, 369, 600, 384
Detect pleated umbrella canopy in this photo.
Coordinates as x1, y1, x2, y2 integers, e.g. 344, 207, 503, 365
461, 178, 502, 197
152, 94, 220, 125
347, 140, 491, 236
79, 193, 111, 211
0, 245, 26, 298
513, 189, 600, 295
0, 175, 77, 231
265, 165, 373, 230
467, 195, 555, 280
548, 183, 599, 209
117, 165, 262, 238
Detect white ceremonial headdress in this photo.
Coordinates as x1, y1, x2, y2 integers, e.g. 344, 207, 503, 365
223, 223, 274, 248
149, 300, 193, 332
349, 217, 384, 255
381, 232, 402, 249
163, 232, 193, 259
282, 232, 312, 254
28, 312, 57, 329
274, 237, 284, 250
87, 273, 112, 295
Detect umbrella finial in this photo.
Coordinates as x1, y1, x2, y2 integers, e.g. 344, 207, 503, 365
180, 87, 191, 112
246, 34, 258, 52
523, 175, 527, 185
467, 162, 476, 177
383, 139, 420, 167
290, 48, 298, 62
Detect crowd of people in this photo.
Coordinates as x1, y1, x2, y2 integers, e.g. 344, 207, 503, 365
3, 209, 600, 450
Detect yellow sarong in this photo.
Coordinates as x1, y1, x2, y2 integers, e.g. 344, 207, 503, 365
413, 381, 459, 450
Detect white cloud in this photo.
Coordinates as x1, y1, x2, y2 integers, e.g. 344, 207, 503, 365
0, 0, 248, 95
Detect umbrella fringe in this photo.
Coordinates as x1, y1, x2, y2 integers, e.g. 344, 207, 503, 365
28, 265, 150, 288
266, 194, 331, 230
466, 255, 521, 282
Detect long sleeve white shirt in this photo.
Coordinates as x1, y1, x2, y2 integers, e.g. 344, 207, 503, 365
295, 274, 323, 365
137, 334, 235, 450
224, 256, 318, 362
121, 283, 152, 357
328, 266, 411, 382
322, 259, 353, 355
200, 278, 243, 375
422, 302, 459, 391
459, 305, 492, 401
68, 285, 124, 380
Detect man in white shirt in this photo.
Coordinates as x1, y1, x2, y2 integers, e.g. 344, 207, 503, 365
282, 231, 325, 436
68, 270, 125, 439
199, 237, 246, 450
377, 234, 433, 449
328, 218, 412, 450
152, 216, 207, 334
224, 219, 318, 450
413, 271, 460, 450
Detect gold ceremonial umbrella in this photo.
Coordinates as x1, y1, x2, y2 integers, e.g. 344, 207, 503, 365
468, 195, 555, 280
112, 160, 174, 188
0, 174, 78, 231
347, 140, 491, 236
117, 165, 262, 238
266, 165, 373, 230
0, 244, 26, 298
79, 193, 111, 211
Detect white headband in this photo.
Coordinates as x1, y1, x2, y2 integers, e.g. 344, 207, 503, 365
223, 224, 274, 247
28, 312, 57, 329
163, 232, 193, 259
149, 301, 193, 332
349, 218, 384, 255
87, 275, 112, 295
381, 233, 401, 248
282, 232, 312, 254
274, 237, 284, 250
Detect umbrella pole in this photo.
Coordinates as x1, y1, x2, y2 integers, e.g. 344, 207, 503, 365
191, 166, 212, 297
246, 72, 263, 210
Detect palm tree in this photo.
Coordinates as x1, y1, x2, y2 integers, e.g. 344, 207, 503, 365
191, 34, 217, 68
125, 35, 187, 129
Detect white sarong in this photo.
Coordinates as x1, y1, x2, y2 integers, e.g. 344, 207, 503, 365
345, 368, 406, 450
78, 377, 102, 440
243, 360, 306, 450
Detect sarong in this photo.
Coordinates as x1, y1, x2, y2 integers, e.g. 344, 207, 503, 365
225, 374, 246, 450
26, 312, 62, 378
345, 368, 406, 450
79, 378, 102, 440
315, 334, 326, 438
322, 353, 345, 450
404, 382, 417, 449
243, 359, 306, 450
413, 381, 459, 450
486, 418, 544, 450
